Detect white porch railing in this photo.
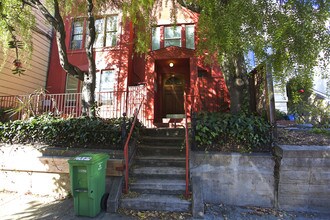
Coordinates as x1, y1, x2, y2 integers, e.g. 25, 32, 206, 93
0, 85, 148, 125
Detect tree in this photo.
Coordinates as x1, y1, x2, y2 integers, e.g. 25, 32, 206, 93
128, 0, 330, 114
1, 0, 329, 115
0, 0, 116, 117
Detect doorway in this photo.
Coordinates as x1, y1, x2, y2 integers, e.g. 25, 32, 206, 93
163, 75, 185, 116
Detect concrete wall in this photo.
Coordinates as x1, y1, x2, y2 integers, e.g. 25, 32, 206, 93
275, 145, 330, 213
191, 152, 275, 207
0, 144, 125, 198
191, 146, 330, 216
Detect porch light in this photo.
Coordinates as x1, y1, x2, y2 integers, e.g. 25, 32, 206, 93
169, 62, 174, 67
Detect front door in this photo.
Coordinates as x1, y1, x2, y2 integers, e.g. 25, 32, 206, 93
163, 75, 184, 116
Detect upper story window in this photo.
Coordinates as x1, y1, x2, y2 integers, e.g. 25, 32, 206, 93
70, 15, 118, 50
185, 25, 195, 49
152, 24, 195, 51
164, 26, 182, 47
70, 20, 84, 50
95, 15, 118, 48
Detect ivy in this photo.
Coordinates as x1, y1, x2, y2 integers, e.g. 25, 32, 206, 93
194, 112, 272, 153
0, 115, 142, 149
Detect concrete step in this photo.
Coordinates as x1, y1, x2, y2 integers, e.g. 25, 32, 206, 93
137, 145, 185, 157
141, 128, 185, 137
131, 166, 185, 179
139, 136, 184, 146
135, 156, 185, 167
120, 194, 191, 212
130, 179, 186, 195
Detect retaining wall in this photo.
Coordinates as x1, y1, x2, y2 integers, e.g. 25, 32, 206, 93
191, 145, 330, 217
275, 145, 330, 213
0, 144, 125, 198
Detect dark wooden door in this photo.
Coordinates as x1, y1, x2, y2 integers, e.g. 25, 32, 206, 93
163, 76, 184, 115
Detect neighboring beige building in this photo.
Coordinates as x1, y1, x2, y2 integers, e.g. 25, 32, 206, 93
0, 12, 52, 96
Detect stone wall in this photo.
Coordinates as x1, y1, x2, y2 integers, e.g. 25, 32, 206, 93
275, 145, 330, 213
191, 152, 275, 208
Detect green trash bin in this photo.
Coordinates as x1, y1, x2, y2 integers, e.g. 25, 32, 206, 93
68, 153, 109, 217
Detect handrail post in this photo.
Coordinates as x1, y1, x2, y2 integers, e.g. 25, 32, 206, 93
121, 112, 127, 148
184, 93, 190, 198
191, 111, 197, 151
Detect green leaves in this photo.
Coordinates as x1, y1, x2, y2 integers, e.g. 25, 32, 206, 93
194, 112, 272, 153
0, 115, 141, 149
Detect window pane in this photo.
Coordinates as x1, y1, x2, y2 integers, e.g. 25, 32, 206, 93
65, 75, 79, 106
165, 26, 181, 39
152, 27, 160, 50
73, 35, 83, 41
66, 75, 78, 93
71, 40, 82, 49
95, 19, 104, 33
105, 32, 116, 47
186, 25, 195, 49
97, 70, 116, 104
95, 33, 104, 48
100, 70, 116, 91
164, 39, 181, 47
106, 16, 117, 31
71, 20, 84, 50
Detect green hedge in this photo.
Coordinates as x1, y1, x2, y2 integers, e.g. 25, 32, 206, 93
194, 112, 272, 153
0, 114, 141, 149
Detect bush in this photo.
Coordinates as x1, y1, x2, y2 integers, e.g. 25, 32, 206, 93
194, 112, 272, 153
0, 114, 141, 149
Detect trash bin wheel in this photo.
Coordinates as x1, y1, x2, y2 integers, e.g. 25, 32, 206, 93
101, 193, 109, 211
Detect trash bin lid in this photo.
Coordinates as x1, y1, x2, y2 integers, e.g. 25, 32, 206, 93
68, 153, 109, 165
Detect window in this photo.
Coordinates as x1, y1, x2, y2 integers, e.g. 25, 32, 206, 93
186, 25, 195, 49
95, 70, 116, 105
71, 15, 118, 50
70, 20, 84, 50
152, 27, 161, 50
164, 26, 182, 47
151, 24, 195, 50
65, 74, 80, 106
94, 15, 118, 48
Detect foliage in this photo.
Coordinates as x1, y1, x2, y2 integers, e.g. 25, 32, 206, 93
193, 0, 330, 80
0, 0, 35, 66
287, 74, 329, 126
310, 127, 330, 136
194, 112, 272, 153
0, 114, 142, 149
275, 109, 287, 121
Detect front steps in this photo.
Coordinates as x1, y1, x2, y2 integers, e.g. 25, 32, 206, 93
119, 128, 191, 212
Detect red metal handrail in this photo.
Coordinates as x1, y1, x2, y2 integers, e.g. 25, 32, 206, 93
184, 93, 190, 198
123, 96, 145, 194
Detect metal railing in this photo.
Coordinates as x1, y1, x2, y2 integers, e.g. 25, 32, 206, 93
0, 85, 147, 124
183, 93, 190, 198
123, 96, 145, 194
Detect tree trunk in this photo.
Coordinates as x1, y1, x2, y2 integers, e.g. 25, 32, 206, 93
222, 53, 249, 114
81, 0, 97, 117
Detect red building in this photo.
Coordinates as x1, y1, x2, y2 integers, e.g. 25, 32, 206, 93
46, 2, 229, 127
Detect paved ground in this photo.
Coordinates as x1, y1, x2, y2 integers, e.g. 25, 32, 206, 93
1, 191, 329, 220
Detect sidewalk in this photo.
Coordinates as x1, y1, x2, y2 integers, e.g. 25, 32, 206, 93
0, 191, 131, 220
1, 191, 329, 220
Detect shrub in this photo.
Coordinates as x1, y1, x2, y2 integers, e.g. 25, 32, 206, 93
0, 114, 141, 149
194, 112, 272, 153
